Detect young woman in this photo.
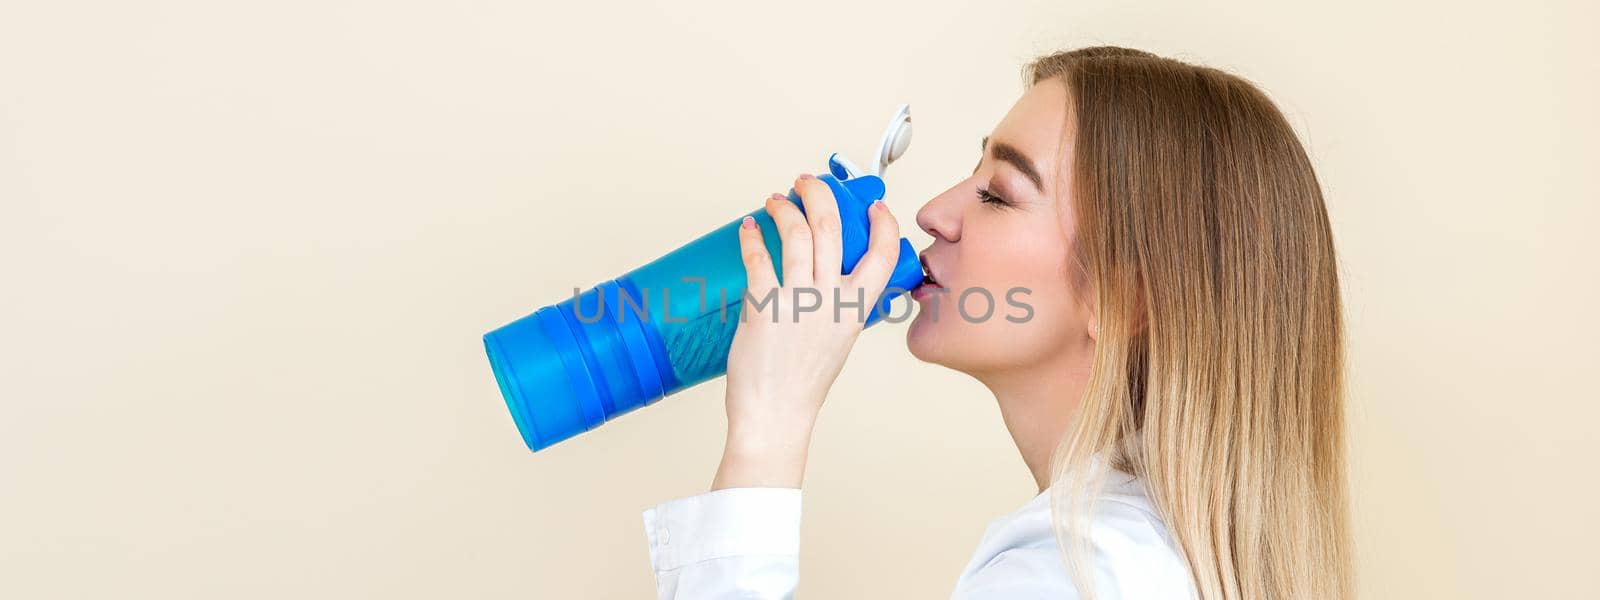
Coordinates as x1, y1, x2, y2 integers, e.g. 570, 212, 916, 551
640, 46, 1350, 599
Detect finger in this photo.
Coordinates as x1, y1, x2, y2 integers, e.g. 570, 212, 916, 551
845, 199, 901, 297
764, 192, 814, 288
737, 214, 778, 300
793, 174, 843, 286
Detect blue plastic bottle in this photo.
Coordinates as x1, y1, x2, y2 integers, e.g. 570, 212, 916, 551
483, 151, 924, 452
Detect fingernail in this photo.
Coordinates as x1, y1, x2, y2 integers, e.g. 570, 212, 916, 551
798, 173, 814, 181
871, 199, 885, 211
741, 215, 756, 229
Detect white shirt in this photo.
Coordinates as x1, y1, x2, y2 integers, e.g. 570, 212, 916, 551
641, 471, 1195, 599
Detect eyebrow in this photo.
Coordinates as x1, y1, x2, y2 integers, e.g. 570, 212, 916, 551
976, 136, 1044, 193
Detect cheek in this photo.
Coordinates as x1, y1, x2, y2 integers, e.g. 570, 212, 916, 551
907, 219, 1081, 368
967, 218, 1075, 317
964, 245, 1077, 357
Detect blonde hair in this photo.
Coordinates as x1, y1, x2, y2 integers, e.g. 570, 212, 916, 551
1028, 47, 1352, 599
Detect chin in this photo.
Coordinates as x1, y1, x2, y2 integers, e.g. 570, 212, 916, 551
905, 304, 974, 370
905, 299, 1058, 375
905, 310, 940, 364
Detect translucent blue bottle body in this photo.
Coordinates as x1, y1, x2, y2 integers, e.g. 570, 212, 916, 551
484, 160, 926, 452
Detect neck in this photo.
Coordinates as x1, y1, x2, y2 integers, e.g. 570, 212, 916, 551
973, 344, 1093, 495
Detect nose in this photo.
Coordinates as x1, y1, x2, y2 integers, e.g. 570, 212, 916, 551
915, 182, 965, 243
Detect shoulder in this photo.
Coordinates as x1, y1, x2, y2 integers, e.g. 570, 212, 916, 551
1072, 474, 1193, 597
952, 474, 1194, 599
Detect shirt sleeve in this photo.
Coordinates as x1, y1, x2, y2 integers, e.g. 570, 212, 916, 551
641, 487, 803, 600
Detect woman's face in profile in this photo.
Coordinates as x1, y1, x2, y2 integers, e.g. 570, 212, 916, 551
908, 77, 1096, 376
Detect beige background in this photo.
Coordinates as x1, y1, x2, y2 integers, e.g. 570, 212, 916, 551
2, 0, 1596, 598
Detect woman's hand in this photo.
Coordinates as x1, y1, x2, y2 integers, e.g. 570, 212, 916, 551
711, 173, 903, 490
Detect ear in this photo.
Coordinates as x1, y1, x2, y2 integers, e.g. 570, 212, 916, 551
1083, 284, 1147, 343
1075, 278, 1102, 343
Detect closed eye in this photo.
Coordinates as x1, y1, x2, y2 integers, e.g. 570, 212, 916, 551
976, 186, 1010, 208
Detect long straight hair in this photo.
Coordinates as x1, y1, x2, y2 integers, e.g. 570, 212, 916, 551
1029, 47, 1351, 599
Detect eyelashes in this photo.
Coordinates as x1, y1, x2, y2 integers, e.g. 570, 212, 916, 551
976, 185, 1011, 208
